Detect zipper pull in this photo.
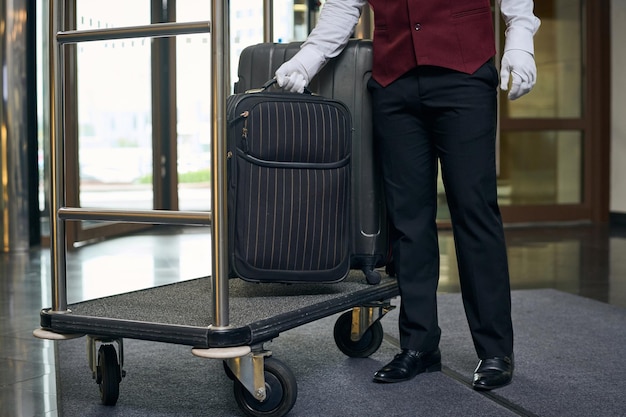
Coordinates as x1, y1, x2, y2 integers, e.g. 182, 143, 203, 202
241, 111, 249, 153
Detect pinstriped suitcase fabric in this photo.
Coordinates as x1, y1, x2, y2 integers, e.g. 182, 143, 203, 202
235, 40, 390, 284
227, 87, 353, 283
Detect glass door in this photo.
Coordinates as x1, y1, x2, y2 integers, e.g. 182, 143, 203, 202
41, 0, 338, 247
76, 0, 153, 211
496, 0, 603, 223
65, 0, 154, 245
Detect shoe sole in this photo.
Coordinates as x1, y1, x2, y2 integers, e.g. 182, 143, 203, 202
372, 362, 442, 383
472, 378, 512, 391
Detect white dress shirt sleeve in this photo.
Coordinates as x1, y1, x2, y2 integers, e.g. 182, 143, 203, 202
295, 0, 368, 78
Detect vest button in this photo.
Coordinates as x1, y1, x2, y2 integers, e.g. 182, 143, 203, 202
414, 23, 421, 31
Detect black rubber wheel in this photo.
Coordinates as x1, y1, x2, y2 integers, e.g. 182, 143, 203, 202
96, 344, 121, 406
333, 310, 384, 358
233, 357, 297, 417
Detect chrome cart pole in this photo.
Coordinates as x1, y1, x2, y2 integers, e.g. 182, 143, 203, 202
48, 0, 68, 312
263, 0, 273, 42
210, 0, 230, 328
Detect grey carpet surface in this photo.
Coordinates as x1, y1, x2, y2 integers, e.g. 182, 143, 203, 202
381, 289, 626, 417
55, 315, 513, 417
55, 289, 626, 417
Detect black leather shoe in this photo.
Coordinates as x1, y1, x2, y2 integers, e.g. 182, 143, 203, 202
472, 356, 514, 391
373, 348, 442, 383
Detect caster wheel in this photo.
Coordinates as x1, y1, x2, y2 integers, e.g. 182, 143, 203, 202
334, 310, 384, 358
364, 268, 382, 285
96, 344, 121, 406
233, 357, 297, 417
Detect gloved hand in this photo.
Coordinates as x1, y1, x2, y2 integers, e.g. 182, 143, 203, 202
275, 55, 310, 94
275, 46, 326, 93
500, 49, 537, 100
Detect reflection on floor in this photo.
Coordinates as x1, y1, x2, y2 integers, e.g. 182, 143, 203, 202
1, 224, 625, 416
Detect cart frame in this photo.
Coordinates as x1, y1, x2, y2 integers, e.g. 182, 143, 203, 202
35, 2, 398, 416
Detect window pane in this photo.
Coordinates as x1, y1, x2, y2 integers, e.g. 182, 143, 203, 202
230, 2, 264, 86
176, 0, 212, 211
498, 131, 583, 205
502, 0, 583, 118
76, 1, 152, 210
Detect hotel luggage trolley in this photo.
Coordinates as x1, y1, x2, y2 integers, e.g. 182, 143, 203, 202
33, 2, 399, 417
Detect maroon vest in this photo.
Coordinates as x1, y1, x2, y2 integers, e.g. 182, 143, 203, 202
368, 0, 496, 86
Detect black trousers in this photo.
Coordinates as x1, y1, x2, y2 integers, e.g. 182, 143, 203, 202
368, 61, 513, 359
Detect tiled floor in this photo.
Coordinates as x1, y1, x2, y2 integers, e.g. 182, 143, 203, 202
1, 224, 625, 416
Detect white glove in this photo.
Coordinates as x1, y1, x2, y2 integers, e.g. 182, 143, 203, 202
275, 46, 326, 93
500, 50, 537, 100
275, 56, 310, 94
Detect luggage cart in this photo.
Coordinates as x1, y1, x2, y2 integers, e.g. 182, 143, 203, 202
33, 2, 399, 417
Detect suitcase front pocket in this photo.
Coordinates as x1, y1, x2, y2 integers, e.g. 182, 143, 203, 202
233, 156, 351, 282
239, 98, 351, 165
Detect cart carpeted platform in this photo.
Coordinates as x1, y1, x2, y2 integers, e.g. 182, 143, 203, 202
41, 271, 399, 347
54, 289, 626, 416
66, 271, 394, 327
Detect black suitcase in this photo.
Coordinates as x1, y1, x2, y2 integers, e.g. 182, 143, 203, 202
227, 81, 353, 283
234, 39, 389, 284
